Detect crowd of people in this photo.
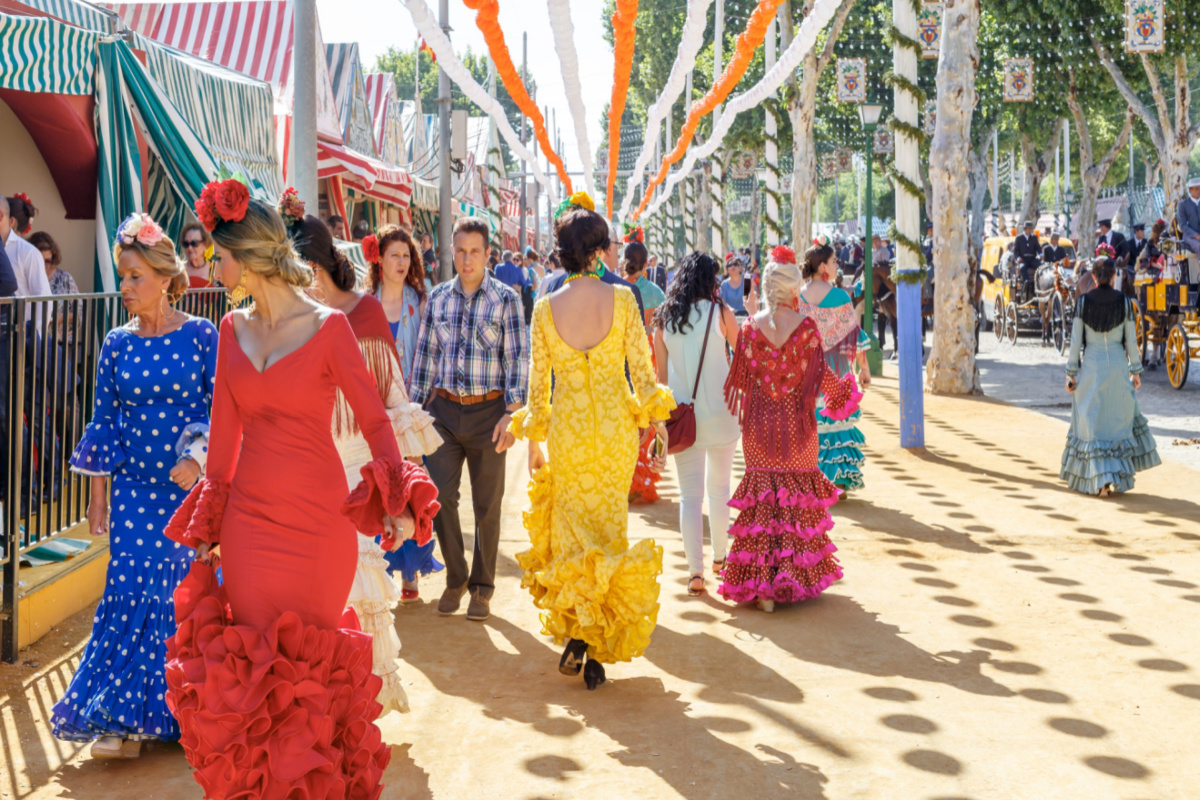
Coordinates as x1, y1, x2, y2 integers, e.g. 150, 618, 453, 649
0, 172, 1172, 796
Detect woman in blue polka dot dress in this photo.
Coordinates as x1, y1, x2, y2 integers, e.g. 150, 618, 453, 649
49, 215, 217, 760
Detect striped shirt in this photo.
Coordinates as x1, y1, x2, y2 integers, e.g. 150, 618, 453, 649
409, 274, 529, 407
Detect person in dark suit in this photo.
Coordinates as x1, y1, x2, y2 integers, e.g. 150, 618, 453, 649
1096, 219, 1125, 254
645, 254, 669, 292
1042, 231, 1070, 264
1177, 178, 1200, 256
1013, 221, 1041, 298
1120, 223, 1147, 267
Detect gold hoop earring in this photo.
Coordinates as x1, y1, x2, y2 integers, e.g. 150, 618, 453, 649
161, 288, 177, 319
229, 273, 249, 307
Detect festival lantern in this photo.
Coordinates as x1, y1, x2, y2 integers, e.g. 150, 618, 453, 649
873, 127, 894, 155
1125, 0, 1165, 54
837, 58, 867, 104
1003, 58, 1034, 102
918, 2, 943, 59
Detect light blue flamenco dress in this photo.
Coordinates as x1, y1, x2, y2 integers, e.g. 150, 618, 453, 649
801, 287, 869, 491
50, 318, 217, 741
1061, 289, 1161, 494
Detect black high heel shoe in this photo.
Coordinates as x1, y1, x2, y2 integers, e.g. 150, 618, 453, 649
584, 659, 606, 691
559, 638, 588, 676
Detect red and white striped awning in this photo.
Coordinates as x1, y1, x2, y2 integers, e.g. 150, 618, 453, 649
501, 188, 519, 219
318, 141, 413, 208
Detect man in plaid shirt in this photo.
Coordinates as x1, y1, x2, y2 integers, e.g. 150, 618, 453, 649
409, 217, 528, 622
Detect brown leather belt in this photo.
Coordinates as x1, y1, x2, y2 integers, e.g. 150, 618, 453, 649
437, 388, 504, 406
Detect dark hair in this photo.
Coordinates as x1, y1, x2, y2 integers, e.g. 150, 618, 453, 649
7, 195, 37, 234
554, 208, 610, 274
546, 253, 560, 270
328, 215, 344, 229
527, 249, 540, 261
1092, 257, 1116, 286
289, 214, 357, 292
179, 222, 212, 249
371, 224, 426, 298
803, 244, 835, 280
654, 251, 719, 335
29, 230, 61, 267
453, 217, 490, 246
351, 219, 371, 241
622, 241, 648, 276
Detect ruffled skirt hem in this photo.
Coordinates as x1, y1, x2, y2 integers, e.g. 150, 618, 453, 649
1060, 415, 1161, 495
166, 563, 390, 799
517, 464, 663, 665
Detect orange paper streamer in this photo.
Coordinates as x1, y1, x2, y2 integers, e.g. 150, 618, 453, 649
607, 0, 639, 215
633, 0, 787, 220
462, 0, 573, 194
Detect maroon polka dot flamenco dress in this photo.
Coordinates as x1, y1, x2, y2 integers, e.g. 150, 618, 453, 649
719, 315, 861, 605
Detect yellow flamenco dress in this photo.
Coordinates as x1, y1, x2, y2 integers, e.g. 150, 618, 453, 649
509, 286, 674, 663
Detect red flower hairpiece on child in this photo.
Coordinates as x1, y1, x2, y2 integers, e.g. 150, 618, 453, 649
195, 178, 250, 233
362, 234, 381, 265
770, 245, 796, 265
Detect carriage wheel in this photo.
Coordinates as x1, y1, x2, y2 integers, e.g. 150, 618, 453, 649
1131, 301, 1146, 363
1166, 323, 1190, 389
993, 298, 1005, 342
1004, 302, 1019, 345
1051, 294, 1066, 354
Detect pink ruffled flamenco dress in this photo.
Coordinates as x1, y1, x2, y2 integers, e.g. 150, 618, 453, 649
719, 315, 861, 605
163, 312, 439, 799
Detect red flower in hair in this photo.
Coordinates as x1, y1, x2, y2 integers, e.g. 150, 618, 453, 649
212, 179, 250, 224
194, 184, 220, 232
770, 245, 796, 265
362, 234, 381, 265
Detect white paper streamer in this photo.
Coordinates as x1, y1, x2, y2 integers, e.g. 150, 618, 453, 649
547, 0, 595, 200
639, 0, 843, 221
401, 0, 557, 202
617, 0, 713, 222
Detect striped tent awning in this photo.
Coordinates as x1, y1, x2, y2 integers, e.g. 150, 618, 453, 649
364, 72, 405, 167
409, 177, 438, 211
318, 141, 413, 208
0, 12, 97, 94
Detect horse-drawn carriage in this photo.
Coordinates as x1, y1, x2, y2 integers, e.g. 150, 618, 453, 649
1133, 242, 1200, 389
982, 244, 1077, 348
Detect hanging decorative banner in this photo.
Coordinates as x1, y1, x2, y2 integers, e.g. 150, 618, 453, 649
836, 148, 853, 173
730, 151, 758, 179
836, 58, 867, 103
1003, 58, 1034, 102
874, 128, 894, 155
1125, 0, 1165, 53
917, 3, 943, 59
924, 103, 937, 137
822, 154, 840, 177
781, 173, 793, 193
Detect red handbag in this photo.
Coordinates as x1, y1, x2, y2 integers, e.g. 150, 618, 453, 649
665, 301, 716, 454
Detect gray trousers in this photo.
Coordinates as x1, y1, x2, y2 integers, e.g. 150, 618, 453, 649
425, 394, 508, 598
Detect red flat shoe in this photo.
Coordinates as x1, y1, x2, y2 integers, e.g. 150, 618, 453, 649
400, 588, 420, 604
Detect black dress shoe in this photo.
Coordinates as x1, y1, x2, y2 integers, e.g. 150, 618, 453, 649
559, 638, 588, 676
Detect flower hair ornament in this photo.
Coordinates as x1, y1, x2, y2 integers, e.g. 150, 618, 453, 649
194, 177, 250, 233
812, 233, 831, 248
1094, 242, 1117, 259
12, 192, 34, 234
362, 234, 381, 266
769, 245, 797, 266
116, 213, 165, 248
622, 223, 644, 244
278, 187, 306, 227
554, 190, 596, 221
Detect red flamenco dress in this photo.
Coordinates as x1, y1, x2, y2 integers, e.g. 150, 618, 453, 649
164, 312, 439, 799
719, 316, 861, 605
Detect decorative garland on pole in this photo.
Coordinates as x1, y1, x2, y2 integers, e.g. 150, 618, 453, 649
547, 0, 596, 200
607, 0, 640, 215
401, 0, 557, 200
617, 0, 715, 221
632, 0, 788, 221
885, 0, 927, 286
639, 0, 847, 219
462, 0, 573, 193
762, 98, 786, 242
711, 150, 726, 253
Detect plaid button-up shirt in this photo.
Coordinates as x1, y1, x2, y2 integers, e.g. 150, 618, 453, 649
409, 275, 529, 407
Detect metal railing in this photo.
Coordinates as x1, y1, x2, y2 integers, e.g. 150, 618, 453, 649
1, 288, 228, 662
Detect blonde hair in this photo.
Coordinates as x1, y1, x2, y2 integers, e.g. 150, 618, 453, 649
113, 236, 188, 303
211, 198, 312, 288
761, 260, 803, 329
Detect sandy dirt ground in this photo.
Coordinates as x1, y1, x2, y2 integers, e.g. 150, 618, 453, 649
2, 369, 1198, 800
